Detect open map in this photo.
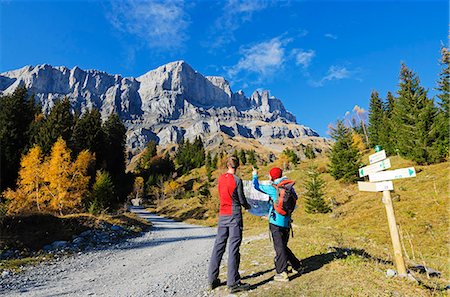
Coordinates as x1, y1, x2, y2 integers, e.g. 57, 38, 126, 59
243, 180, 272, 217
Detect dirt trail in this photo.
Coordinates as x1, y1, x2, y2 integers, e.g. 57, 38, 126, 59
0, 207, 217, 297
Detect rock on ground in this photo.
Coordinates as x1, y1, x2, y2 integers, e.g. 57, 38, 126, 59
0, 207, 217, 297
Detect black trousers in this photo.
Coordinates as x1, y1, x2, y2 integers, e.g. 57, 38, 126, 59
269, 223, 301, 274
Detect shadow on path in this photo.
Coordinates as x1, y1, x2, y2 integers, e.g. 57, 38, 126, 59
249, 247, 393, 290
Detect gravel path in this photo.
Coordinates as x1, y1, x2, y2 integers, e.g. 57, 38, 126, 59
0, 207, 217, 297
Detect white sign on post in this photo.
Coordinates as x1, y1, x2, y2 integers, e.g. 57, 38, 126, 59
358, 181, 394, 192
359, 158, 391, 177
368, 167, 416, 182
369, 150, 387, 164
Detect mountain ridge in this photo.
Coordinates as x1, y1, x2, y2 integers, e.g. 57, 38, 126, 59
0, 61, 323, 156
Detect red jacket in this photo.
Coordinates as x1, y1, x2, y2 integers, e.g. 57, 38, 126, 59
218, 173, 250, 217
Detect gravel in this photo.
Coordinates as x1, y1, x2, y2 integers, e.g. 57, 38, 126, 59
0, 207, 217, 297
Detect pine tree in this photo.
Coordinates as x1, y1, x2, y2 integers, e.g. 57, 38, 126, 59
36, 97, 74, 155
175, 137, 205, 174
136, 140, 158, 173
430, 47, 450, 161
239, 149, 247, 165
378, 92, 396, 155
282, 148, 299, 164
304, 144, 316, 159
303, 165, 330, 214
392, 64, 437, 164
368, 90, 384, 148
211, 153, 218, 170
102, 113, 128, 201
71, 109, 105, 160
89, 170, 115, 213
328, 120, 361, 183
0, 86, 38, 191
247, 150, 257, 168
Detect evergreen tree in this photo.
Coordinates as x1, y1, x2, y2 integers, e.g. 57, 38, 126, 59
282, 148, 299, 164
36, 97, 74, 154
102, 113, 128, 201
247, 150, 257, 168
211, 153, 218, 170
304, 144, 316, 159
239, 149, 247, 165
89, 170, 115, 214
367, 90, 384, 148
303, 165, 330, 214
136, 140, 158, 173
175, 137, 205, 174
430, 47, 450, 161
0, 86, 38, 191
71, 109, 105, 161
378, 92, 396, 155
328, 120, 361, 183
392, 64, 437, 164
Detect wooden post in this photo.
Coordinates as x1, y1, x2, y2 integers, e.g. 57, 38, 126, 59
382, 190, 407, 276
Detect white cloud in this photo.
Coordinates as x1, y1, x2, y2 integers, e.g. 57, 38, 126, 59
324, 33, 338, 40
294, 49, 315, 68
310, 65, 352, 87
226, 37, 289, 82
107, 0, 189, 51
208, 0, 271, 49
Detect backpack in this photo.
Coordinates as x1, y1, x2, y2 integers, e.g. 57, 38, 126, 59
272, 180, 297, 216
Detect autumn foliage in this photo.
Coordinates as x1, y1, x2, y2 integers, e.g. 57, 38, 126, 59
4, 138, 94, 215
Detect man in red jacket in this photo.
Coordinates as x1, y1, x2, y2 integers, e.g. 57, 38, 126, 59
208, 156, 251, 293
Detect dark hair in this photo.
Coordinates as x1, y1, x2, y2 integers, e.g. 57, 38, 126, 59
227, 156, 239, 169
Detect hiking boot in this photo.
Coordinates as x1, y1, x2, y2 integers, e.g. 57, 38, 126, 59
229, 281, 250, 293
209, 278, 221, 290
289, 266, 301, 275
274, 272, 289, 282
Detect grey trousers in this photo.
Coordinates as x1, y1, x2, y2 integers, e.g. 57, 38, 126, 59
208, 218, 243, 287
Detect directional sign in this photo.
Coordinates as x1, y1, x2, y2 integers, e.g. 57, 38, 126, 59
358, 181, 394, 192
359, 158, 391, 177
369, 150, 387, 164
369, 167, 416, 182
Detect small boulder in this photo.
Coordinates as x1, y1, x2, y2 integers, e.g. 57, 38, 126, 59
386, 269, 397, 277
111, 225, 124, 232
52, 241, 69, 250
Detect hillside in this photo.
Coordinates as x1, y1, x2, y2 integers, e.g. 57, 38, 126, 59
149, 152, 449, 296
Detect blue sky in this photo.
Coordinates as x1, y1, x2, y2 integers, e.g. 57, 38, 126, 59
1, 0, 447, 136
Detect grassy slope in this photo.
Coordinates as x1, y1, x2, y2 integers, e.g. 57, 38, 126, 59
150, 152, 449, 296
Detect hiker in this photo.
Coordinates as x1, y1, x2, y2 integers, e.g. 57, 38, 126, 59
252, 167, 301, 282
208, 156, 251, 293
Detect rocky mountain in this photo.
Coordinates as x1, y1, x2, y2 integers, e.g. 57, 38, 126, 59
0, 61, 322, 155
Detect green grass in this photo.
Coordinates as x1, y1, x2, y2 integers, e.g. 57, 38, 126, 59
152, 152, 449, 296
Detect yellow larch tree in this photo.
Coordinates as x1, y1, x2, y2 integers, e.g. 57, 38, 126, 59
43, 137, 93, 215
4, 145, 46, 214
352, 132, 366, 152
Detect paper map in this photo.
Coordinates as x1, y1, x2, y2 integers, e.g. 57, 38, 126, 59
243, 180, 272, 217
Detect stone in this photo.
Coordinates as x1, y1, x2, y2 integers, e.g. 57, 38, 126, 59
111, 225, 124, 232
0, 61, 320, 157
72, 237, 85, 246
52, 241, 69, 250
386, 269, 397, 277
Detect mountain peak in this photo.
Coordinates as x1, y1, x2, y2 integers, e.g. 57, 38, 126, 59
0, 61, 318, 155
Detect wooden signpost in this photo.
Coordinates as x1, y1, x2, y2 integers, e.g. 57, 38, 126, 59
357, 148, 416, 277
